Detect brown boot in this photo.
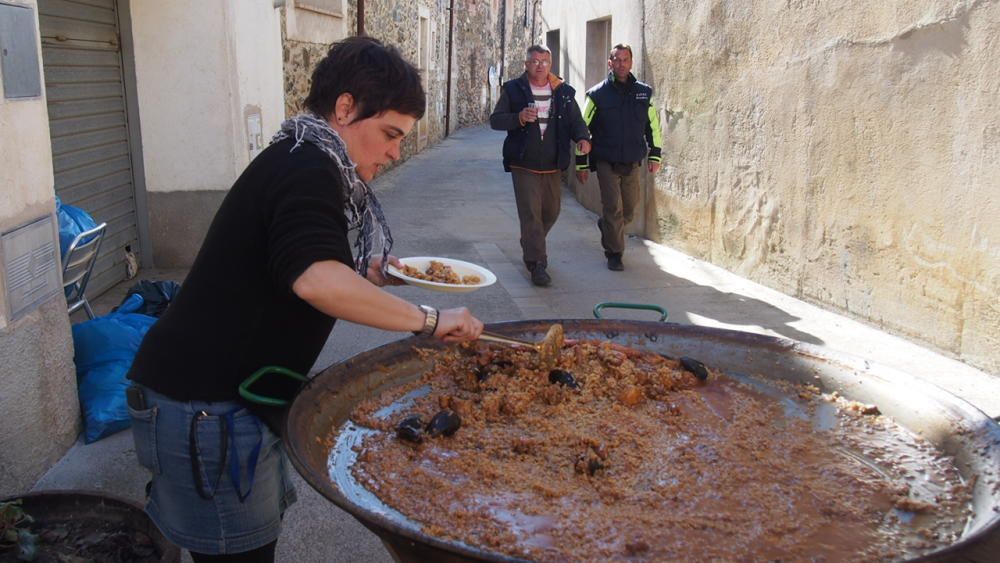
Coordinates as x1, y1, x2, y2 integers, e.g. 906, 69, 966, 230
530, 264, 552, 286
607, 253, 624, 271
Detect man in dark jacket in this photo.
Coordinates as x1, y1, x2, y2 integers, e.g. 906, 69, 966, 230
576, 43, 663, 271
491, 45, 591, 286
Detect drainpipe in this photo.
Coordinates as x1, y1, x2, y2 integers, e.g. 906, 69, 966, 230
445, 0, 454, 136
357, 0, 365, 35
530, 0, 535, 42
499, 0, 506, 80
640, 0, 649, 237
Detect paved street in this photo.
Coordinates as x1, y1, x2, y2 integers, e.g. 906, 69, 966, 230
35, 125, 1000, 562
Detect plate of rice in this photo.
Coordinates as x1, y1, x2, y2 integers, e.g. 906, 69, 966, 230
387, 257, 497, 293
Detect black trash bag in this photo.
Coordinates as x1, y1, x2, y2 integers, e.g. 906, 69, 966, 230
116, 280, 181, 318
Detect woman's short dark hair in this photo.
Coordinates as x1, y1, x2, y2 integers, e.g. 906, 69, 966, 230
305, 36, 425, 122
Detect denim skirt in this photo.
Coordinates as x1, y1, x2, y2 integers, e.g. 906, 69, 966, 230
127, 384, 297, 554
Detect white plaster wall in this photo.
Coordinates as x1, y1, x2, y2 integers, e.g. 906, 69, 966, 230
0, 0, 55, 334
0, 105, 54, 321
130, 1, 233, 192
130, 0, 284, 193
539, 1, 644, 104
0, 100, 52, 221
540, 2, 648, 233
0, 0, 80, 496
226, 1, 285, 166
643, 0, 1000, 372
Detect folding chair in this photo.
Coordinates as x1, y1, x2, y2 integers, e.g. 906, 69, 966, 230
62, 222, 107, 319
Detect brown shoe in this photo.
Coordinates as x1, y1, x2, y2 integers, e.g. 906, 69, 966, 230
531, 264, 552, 286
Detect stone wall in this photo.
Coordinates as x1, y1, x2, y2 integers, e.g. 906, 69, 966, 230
501, 0, 541, 83
281, 5, 339, 118
435, 0, 542, 130
283, 40, 329, 119
360, 0, 443, 157
450, 0, 504, 128
282, 0, 537, 149
644, 0, 999, 372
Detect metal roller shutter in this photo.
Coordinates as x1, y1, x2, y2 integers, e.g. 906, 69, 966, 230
38, 0, 139, 298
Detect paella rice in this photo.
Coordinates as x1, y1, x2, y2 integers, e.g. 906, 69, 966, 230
337, 336, 973, 561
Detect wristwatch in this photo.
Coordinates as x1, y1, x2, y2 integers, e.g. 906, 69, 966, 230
415, 305, 439, 336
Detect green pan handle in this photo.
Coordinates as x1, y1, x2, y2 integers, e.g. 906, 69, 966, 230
238, 365, 309, 407
593, 302, 668, 322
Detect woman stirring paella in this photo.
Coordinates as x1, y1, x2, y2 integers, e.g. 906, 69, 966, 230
125, 37, 483, 562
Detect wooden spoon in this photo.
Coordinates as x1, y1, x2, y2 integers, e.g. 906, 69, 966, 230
478, 324, 564, 369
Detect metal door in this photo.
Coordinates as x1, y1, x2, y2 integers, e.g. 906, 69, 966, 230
38, 0, 139, 297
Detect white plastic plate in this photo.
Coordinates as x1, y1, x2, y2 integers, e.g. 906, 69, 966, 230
387, 256, 497, 293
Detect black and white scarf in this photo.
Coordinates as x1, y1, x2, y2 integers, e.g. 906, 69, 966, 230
271, 113, 393, 276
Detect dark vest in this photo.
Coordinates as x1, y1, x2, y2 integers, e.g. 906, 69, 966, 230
587, 74, 653, 164
501, 77, 578, 172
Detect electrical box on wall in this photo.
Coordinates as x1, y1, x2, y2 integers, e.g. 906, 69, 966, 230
0, 2, 43, 99
2, 215, 60, 321
245, 106, 263, 161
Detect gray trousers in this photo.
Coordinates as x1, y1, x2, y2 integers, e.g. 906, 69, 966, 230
511, 167, 562, 267
595, 160, 641, 255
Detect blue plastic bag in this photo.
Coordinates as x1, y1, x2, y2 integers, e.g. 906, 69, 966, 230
56, 196, 98, 258
71, 294, 157, 443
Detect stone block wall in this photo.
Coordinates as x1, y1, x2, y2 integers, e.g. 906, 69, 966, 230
644, 0, 999, 372
283, 39, 329, 119
360, 0, 444, 157
450, 0, 505, 128
282, 0, 538, 154
501, 0, 540, 83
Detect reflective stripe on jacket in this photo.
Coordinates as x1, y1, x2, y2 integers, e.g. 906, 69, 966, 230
577, 72, 662, 170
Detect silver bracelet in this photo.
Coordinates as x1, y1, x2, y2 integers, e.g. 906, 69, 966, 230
415, 305, 439, 336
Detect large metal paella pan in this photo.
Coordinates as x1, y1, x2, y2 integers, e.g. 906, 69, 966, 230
283, 320, 1000, 562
